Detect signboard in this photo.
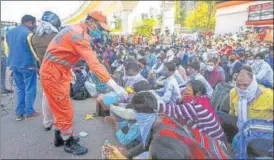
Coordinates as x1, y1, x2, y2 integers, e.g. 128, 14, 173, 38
248, 2, 273, 21
261, 2, 273, 20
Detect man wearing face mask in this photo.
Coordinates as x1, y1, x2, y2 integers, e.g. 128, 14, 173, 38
39, 11, 127, 155
218, 66, 273, 149
251, 53, 273, 88
204, 58, 225, 88
5, 15, 39, 121
186, 61, 213, 97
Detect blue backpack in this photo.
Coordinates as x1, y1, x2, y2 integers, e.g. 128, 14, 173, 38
232, 119, 273, 159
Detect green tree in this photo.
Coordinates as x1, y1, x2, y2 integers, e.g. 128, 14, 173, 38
111, 15, 122, 33
184, 1, 216, 31
133, 18, 159, 37
174, 1, 185, 26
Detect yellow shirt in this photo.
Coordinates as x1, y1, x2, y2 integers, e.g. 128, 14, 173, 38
229, 86, 273, 120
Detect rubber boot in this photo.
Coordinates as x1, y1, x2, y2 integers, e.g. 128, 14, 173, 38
64, 136, 88, 155
54, 130, 80, 147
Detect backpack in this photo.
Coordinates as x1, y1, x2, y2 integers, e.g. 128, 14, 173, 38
30, 33, 56, 67
210, 82, 232, 113
232, 119, 273, 159
70, 68, 90, 100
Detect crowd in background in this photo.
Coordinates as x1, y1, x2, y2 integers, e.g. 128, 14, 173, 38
1, 12, 273, 159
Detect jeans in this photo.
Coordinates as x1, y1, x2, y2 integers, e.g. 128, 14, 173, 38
1, 57, 7, 89
12, 67, 37, 116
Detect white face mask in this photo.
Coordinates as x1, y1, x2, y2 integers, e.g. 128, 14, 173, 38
255, 59, 264, 65
247, 60, 254, 65
206, 66, 214, 72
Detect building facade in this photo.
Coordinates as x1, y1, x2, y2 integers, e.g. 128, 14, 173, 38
215, 1, 273, 34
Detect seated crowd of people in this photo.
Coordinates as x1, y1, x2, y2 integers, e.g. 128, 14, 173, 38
70, 31, 273, 159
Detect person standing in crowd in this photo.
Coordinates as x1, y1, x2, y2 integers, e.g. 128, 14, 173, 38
252, 53, 273, 88
1, 35, 13, 94
27, 11, 61, 131
40, 11, 127, 155
204, 57, 225, 88
5, 15, 39, 121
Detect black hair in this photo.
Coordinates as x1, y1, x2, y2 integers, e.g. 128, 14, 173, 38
190, 80, 207, 96
236, 66, 253, 79
150, 136, 191, 159
207, 57, 218, 65
131, 92, 157, 113
125, 61, 140, 75
164, 62, 176, 72
188, 61, 200, 71
133, 80, 151, 93
254, 53, 265, 60
139, 49, 146, 56
138, 58, 147, 66
21, 15, 36, 24
172, 57, 181, 67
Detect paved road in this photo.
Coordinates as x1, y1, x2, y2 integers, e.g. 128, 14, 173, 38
1, 79, 117, 159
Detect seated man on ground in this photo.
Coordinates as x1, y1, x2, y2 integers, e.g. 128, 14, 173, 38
252, 53, 273, 88
159, 80, 227, 142
155, 62, 181, 104
172, 58, 187, 87
218, 66, 273, 142
102, 91, 231, 159
186, 61, 213, 98
95, 60, 146, 117
204, 57, 225, 88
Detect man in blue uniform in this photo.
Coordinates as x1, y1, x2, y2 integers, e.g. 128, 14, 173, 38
5, 15, 40, 121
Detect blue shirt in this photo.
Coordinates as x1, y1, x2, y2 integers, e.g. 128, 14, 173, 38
156, 75, 181, 104
115, 121, 141, 145
6, 24, 36, 68
146, 53, 157, 67
265, 56, 274, 70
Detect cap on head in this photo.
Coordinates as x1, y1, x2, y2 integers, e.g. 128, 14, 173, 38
87, 11, 110, 31
41, 11, 61, 29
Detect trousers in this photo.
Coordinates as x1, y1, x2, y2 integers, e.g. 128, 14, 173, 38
1, 57, 7, 89
42, 92, 54, 128
12, 67, 37, 116
40, 63, 73, 140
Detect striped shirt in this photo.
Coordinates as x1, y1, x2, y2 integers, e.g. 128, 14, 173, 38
158, 101, 226, 142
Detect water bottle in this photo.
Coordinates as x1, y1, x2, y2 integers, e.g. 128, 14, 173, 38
103, 91, 119, 107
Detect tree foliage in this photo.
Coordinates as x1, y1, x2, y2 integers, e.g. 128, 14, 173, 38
111, 15, 122, 33
174, 1, 185, 26
133, 18, 159, 37
184, 2, 216, 31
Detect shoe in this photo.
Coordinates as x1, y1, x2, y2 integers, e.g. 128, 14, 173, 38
25, 112, 41, 120
1, 89, 14, 94
15, 115, 24, 121
54, 130, 80, 147
45, 124, 53, 131
64, 136, 88, 155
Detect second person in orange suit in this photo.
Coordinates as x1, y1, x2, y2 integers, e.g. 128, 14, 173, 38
40, 11, 128, 155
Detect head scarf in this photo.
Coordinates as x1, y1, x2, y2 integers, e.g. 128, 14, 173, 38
136, 113, 157, 149
235, 75, 258, 129
36, 21, 59, 36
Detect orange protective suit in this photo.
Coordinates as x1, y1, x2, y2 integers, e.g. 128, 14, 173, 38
40, 23, 111, 138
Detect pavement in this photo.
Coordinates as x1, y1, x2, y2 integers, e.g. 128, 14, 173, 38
1, 74, 117, 159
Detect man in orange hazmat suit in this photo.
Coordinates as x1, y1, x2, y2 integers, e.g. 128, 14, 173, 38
40, 11, 127, 155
